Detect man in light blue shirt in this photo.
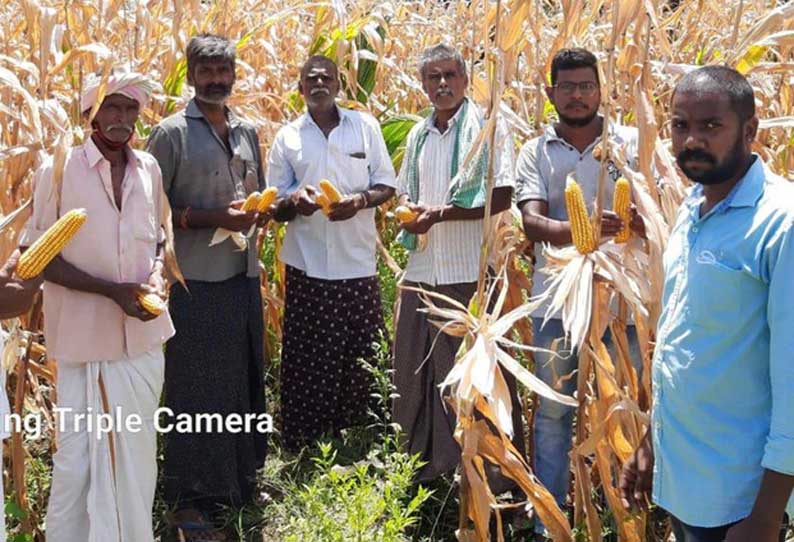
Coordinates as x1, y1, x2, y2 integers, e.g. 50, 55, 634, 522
620, 66, 793, 542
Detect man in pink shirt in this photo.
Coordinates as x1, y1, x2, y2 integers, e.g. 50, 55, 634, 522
19, 71, 174, 542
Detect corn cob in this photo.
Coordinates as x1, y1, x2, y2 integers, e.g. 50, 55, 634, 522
256, 187, 278, 212
564, 177, 596, 254
613, 177, 631, 243
17, 208, 87, 279
318, 179, 342, 203
394, 205, 418, 224
138, 292, 166, 316
316, 193, 331, 216
241, 191, 261, 212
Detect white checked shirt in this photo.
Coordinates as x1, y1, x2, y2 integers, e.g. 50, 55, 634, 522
267, 106, 396, 280
397, 103, 515, 286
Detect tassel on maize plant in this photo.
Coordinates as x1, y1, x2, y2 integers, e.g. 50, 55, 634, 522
17, 208, 87, 279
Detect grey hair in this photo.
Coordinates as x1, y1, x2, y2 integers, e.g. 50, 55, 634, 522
186, 33, 236, 72
417, 43, 467, 78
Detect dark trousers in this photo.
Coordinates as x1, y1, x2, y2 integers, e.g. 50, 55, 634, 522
670, 514, 788, 542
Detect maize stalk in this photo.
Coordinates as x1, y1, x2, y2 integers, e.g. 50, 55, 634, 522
138, 292, 166, 316
394, 205, 418, 224
613, 177, 631, 243
564, 177, 596, 254
241, 191, 261, 211
256, 187, 278, 212
17, 208, 87, 279
319, 179, 342, 203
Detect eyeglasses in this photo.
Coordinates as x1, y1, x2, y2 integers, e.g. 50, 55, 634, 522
553, 82, 599, 96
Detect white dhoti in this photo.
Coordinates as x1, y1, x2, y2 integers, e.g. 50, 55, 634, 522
46, 348, 164, 542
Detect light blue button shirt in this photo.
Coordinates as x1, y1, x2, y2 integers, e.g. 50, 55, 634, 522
652, 156, 794, 527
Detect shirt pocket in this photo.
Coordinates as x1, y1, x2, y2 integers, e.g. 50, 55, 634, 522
230, 155, 260, 197
335, 152, 370, 194
686, 255, 746, 329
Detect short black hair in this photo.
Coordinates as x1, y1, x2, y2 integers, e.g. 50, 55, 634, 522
550, 48, 599, 86
186, 33, 236, 73
673, 65, 756, 122
300, 55, 338, 80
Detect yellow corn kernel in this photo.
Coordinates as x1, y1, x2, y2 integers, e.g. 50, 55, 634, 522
316, 193, 331, 215
613, 177, 632, 243
241, 191, 261, 212
256, 187, 278, 212
319, 179, 342, 203
564, 177, 596, 254
394, 205, 418, 224
138, 292, 166, 316
17, 208, 87, 279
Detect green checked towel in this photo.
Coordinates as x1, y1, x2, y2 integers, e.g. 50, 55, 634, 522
398, 98, 490, 251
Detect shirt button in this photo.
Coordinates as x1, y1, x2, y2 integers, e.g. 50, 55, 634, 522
692, 226, 699, 233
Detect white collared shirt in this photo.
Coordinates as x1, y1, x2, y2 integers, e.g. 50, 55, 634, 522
397, 102, 515, 286
267, 106, 396, 280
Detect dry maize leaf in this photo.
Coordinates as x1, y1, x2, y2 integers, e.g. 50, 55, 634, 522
594, 437, 644, 541
473, 421, 573, 542
575, 454, 603, 542
461, 451, 495, 542
499, 0, 531, 52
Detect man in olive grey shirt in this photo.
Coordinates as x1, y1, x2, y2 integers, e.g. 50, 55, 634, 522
516, 48, 643, 540
146, 33, 268, 538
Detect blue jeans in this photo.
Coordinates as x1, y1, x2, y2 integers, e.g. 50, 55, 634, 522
532, 317, 641, 535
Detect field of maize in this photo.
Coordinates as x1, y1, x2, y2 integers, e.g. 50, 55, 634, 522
2, 0, 794, 540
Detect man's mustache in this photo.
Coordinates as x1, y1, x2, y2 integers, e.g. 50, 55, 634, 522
435, 88, 453, 97
105, 124, 133, 134
203, 84, 231, 94
678, 149, 716, 165
310, 87, 330, 96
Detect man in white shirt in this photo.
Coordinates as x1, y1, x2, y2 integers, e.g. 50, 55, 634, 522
391, 43, 523, 483
268, 56, 396, 451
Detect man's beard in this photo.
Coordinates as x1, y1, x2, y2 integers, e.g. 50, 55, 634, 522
558, 109, 598, 128
196, 83, 232, 104
677, 135, 745, 185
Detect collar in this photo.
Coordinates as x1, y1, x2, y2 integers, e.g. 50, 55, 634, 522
298, 104, 350, 130
186, 98, 240, 127
421, 97, 470, 135
83, 135, 139, 169
686, 155, 765, 213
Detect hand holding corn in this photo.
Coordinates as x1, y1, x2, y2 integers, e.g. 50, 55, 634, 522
111, 283, 161, 322
291, 186, 322, 216
399, 203, 438, 235
214, 199, 259, 232
0, 249, 43, 319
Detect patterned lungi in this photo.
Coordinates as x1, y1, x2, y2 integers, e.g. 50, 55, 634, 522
280, 265, 385, 451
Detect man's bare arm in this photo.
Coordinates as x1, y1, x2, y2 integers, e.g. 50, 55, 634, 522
520, 199, 573, 246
